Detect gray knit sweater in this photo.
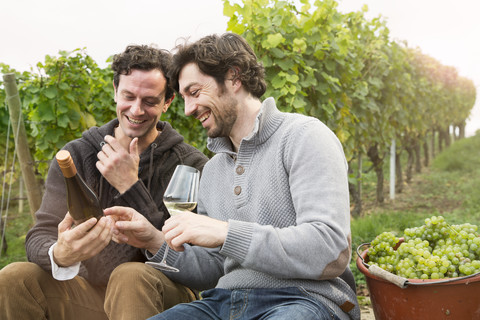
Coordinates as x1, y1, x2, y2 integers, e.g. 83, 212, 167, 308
157, 98, 360, 319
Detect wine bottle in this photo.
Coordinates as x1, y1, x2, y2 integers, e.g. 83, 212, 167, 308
56, 150, 104, 226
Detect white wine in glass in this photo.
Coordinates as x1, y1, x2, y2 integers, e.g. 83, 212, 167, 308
164, 201, 197, 214
145, 165, 200, 272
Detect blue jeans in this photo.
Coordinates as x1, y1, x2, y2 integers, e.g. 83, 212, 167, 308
148, 287, 340, 320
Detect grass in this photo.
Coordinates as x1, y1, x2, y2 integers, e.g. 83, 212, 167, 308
0, 198, 33, 268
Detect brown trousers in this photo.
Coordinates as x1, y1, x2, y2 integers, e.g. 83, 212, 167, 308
0, 261, 196, 320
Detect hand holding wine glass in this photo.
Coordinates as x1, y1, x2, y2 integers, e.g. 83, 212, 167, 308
162, 212, 229, 252
145, 165, 200, 272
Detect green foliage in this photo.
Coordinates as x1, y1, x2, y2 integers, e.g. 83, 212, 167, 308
18, 49, 115, 175
224, 0, 476, 204
224, 0, 357, 128
223, 0, 476, 170
0, 64, 30, 160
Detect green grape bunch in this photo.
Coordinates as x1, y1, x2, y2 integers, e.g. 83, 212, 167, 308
366, 215, 480, 280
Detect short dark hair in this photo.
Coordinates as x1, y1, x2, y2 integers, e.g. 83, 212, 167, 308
112, 45, 175, 101
170, 33, 266, 98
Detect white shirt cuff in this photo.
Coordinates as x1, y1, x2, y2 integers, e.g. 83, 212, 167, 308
48, 242, 81, 280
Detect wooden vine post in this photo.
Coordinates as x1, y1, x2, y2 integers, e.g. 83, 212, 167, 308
3, 73, 42, 220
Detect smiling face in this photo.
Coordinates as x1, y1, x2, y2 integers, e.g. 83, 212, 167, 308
179, 63, 239, 139
114, 69, 172, 145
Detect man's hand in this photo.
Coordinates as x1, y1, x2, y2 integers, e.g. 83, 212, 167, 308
104, 206, 164, 254
96, 135, 140, 194
162, 212, 228, 252
53, 213, 114, 267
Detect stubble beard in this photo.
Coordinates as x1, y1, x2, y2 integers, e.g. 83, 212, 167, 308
207, 95, 239, 139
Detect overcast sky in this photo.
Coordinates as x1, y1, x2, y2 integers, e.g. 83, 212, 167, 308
1, 0, 479, 136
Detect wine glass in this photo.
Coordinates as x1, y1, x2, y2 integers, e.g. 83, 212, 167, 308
145, 165, 200, 272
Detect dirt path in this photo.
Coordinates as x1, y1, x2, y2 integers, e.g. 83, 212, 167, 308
361, 305, 375, 319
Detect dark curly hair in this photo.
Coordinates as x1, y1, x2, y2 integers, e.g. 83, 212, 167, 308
169, 33, 266, 98
112, 45, 175, 101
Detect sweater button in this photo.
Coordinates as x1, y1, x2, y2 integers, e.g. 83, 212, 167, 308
236, 166, 245, 175
234, 186, 242, 195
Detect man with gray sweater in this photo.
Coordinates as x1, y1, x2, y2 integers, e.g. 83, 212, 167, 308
108, 33, 360, 320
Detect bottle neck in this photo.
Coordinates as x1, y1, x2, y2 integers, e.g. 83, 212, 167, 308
56, 150, 77, 178
59, 164, 77, 178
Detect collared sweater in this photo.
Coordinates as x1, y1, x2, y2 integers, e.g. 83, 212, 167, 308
161, 98, 360, 320
25, 119, 208, 286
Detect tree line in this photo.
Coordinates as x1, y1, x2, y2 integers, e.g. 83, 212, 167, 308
223, 0, 476, 214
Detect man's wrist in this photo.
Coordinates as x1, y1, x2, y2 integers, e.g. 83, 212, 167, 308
146, 231, 166, 255
52, 244, 71, 267
117, 178, 139, 194
49, 243, 80, 280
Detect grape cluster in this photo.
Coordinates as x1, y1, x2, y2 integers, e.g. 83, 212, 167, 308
367, 216, 480, 279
